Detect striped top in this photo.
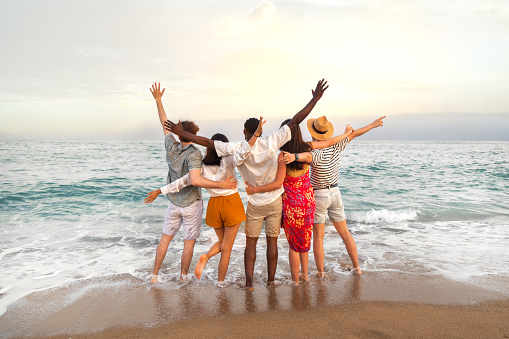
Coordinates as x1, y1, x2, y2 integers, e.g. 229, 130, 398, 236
310, 137, 349, 189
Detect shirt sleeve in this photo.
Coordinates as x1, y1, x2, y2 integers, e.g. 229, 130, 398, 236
311, 149, 322, 166
160, 174, 191, 195
268, 124, 291, 151
230, 141, 252, 166
333, 136, 349, 153
214, 141, 242, 157
165, 133, 178, 151
186, 149, 203, 171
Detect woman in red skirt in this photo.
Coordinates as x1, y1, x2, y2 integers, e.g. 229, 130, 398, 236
246, 119, 352, 284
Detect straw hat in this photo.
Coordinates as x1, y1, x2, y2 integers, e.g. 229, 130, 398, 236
307, 115, 334, 140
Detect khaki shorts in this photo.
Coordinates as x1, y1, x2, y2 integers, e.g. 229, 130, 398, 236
245, 195, 282, 238
205, 192, 246, 228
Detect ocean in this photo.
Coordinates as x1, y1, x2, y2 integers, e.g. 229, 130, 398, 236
1, 139, 508, 317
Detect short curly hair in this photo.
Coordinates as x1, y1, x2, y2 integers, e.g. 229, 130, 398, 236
244, 117, 260, 136
179, 120, 199, 143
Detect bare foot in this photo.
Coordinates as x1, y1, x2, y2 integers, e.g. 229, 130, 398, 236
316, 272, 325, 278
299, 273, 309, 282
151, 274, 158, 283
351, 267, 363, 275
194, 254, 208, 279
245, 284, 254, 291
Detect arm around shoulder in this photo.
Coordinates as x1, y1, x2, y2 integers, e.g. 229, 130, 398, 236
280, 151, 312, 164
245, 153, 286, 195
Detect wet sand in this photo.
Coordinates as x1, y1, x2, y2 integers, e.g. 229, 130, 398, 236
1, 272, 508, 338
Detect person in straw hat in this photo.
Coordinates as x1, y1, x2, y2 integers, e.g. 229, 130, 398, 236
281, 115, 386, 275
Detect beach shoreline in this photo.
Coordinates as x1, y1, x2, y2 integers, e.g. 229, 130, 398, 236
1, 271, 508, 338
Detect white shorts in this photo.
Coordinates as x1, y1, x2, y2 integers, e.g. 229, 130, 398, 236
313, 187, 346, 224
163, 199, 203, 240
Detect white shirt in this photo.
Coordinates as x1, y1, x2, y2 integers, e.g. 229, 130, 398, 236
160, 141, 252, 197
214, 124, 291, 206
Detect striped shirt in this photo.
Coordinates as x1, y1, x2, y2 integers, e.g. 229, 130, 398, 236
310, 137, 349, 189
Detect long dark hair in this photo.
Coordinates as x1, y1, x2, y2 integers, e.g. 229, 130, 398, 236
280, 119, 312, 171
203, 133, 229, 166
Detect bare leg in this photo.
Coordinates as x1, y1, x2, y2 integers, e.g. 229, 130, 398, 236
195, 227, 224, 279
332, 220, 362, 275
244, 236, 258, 290
152, 234, 175, 283
217, 223, 240, 281
313, 223, 325, 276
299, 252, 309, 281
266, 236, 278, 284
181, 238, 196, 279
289, 248, 300, 285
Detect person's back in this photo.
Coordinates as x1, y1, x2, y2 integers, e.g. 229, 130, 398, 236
164, 133, 202, 206
309, 137, 348, 189
234, 124, 290, 206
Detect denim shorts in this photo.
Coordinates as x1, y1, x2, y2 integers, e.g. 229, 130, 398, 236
313, 186, 346, 224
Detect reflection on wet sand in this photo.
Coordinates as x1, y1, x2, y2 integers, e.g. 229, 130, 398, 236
148, 274, 364, 322
3, 271, 504, 338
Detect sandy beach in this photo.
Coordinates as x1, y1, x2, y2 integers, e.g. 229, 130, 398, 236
1, 271, 508, 338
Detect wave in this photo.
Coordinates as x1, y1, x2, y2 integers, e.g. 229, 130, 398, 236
348, 209, 418, 224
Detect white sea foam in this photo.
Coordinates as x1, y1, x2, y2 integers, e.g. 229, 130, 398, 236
349, 209, 418, 224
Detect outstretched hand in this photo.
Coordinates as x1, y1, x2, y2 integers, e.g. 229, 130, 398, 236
164, 120, 184, 136
254, 116, 266, 137
150, 82, 165, 101
144, 189, 161, 204
372, 116, 386, 128
311, 79, 329, 101
345, 124, 354, 134
280, 151, 296, 164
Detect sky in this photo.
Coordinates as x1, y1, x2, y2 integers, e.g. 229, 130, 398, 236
0, 0, 508, 139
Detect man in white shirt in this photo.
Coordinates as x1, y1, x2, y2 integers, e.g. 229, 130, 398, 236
165, 79, 328, 289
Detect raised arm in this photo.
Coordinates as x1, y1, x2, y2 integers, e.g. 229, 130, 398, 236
150, 82, 170, 136
245, 153, 286, 195
309, 124, 354, 149
280, 151, 312, 164
349, 116, 386, 142
226, 117, 266, 167
248, 116, 265, 146
164, 120, 215, 149
286, 79, 329, 130
188, 169, 237, 189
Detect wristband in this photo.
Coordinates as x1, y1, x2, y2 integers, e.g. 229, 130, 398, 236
294, 153, 299, 161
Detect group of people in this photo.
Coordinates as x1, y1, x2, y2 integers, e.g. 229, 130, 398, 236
145, 80, 385, 289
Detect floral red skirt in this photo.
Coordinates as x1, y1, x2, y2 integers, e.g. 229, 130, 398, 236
282, 172, 315, 252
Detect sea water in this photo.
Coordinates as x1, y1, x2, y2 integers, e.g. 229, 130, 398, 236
0, 139, 508, 316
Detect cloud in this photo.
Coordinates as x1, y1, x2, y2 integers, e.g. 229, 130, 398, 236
214, 1, 276, 37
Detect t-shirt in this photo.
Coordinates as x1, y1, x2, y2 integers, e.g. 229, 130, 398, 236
310, 137, 349, 189
164, 134, 203, 207
215, 124, 291, 206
